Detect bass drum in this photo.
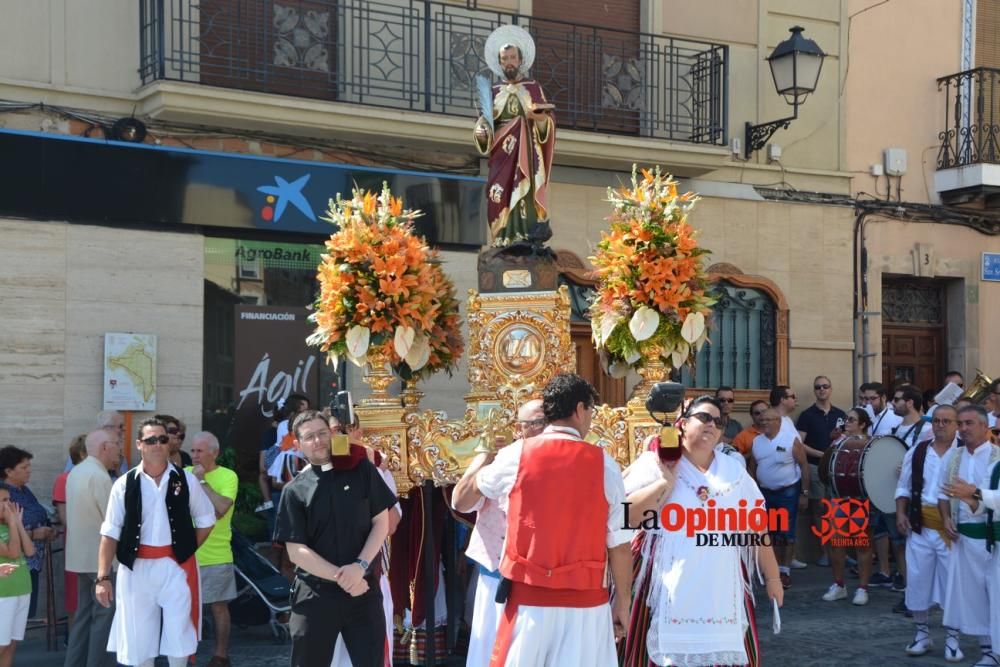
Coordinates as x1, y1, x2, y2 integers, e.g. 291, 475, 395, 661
828, 435, 908, 513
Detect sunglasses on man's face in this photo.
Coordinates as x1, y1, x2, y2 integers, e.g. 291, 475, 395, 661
814, 384, 831, 390
717, 397, 735, 403
141, 435, 170, 445
751, 410, 766, 417
688, 412, 724, 428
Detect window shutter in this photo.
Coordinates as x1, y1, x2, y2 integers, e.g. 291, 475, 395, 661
977, 0, 1000, 68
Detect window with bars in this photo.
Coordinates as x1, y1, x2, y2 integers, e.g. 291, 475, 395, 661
678, 280, 777, 390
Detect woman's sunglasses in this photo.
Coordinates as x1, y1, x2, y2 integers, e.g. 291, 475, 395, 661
688, 412, 724, 428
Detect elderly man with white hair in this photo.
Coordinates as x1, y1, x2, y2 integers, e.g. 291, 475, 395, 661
187, 432, 239, 667
64, 428, 122, 667
452, 399, 546, 667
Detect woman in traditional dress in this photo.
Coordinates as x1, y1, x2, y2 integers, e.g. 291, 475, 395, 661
620, 396, 783, 667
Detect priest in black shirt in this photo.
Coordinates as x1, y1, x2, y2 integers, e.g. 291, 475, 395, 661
274, 409, 396, 667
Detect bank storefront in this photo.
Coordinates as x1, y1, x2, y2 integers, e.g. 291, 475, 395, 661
0, 128, 483, 503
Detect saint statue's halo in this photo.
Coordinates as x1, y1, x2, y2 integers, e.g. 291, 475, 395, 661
484, 24, 536, 79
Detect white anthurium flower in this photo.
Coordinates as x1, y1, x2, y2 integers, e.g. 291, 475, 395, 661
629, 306, 659, 342
695, 327, 710, 351
625, 349, 641, 364
405, 334, 431, 371
671, 341, 690, 368
600, 315, 619, 347
328, 352, 340, 371
609, 360, 630, 379
347, 352, 364, 368
394, 325, 416, 359
680, 312, 706, 344
345, 325, 370, 359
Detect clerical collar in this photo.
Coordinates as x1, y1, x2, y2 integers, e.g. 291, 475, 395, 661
544, 425, 582, 439
320, 463, 334, 472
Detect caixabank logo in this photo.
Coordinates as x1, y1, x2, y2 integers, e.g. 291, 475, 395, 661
812, 498, 871, 548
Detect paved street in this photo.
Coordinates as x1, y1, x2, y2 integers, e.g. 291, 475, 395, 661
15, 564, 985, 667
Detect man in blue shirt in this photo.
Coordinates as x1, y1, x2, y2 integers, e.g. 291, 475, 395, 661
795, 375, 847, 567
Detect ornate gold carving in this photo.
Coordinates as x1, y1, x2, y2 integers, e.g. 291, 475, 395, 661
627, 343, 669, 411
405, 408, 512, 486
361, 348, 398, 408
465, 288, 575, 406
366, 430, 409, 494
586, 403, 661, 470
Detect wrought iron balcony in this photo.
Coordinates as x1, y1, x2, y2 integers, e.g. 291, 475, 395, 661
937, 68, 1000, 169
139, 0, 728, 144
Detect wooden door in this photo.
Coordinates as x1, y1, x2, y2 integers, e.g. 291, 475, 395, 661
571, 322, 626, 407
881, 326, 944, 392
881, 277, 946, 393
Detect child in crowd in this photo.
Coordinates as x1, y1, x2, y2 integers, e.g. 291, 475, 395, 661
0, 484, 35, 667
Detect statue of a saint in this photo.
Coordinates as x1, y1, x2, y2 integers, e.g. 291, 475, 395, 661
474, 26, 555, 248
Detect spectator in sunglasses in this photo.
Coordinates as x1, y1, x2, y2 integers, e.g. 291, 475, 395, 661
795, 375, 847, 567
714, 386, 743, 445
155, 414, 192, 468
97, 417, 215, 667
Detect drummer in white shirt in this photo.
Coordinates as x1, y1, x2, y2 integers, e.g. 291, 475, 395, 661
749, 408, 809, 589
861, 382, 904, 436
859, 382, 908, 592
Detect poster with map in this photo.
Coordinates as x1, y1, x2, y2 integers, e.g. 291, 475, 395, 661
103, 333, 157, 411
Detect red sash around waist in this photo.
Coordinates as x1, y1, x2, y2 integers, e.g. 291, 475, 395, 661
136, 544, 200, 639
489, 582, 608, 666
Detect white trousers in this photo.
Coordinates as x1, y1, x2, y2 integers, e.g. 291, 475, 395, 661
942, 536, 991, 636
331, 574, 393, 667
496, 604, 617, 667
107, 557, 199, 666
466, 573, 502, 667
905, 527, 950, 612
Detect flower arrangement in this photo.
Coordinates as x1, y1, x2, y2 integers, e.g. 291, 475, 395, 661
308, 184, 464, 381
589, 166, 716, 378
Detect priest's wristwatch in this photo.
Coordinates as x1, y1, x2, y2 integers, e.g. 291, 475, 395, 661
973, 488, 984, 502
354, 558, 370, 572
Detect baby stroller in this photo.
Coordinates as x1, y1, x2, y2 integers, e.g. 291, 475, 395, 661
228, 528, 291, 642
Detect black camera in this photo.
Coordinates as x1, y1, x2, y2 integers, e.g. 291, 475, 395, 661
645, 382, 686, 425
332, 390, 355, 433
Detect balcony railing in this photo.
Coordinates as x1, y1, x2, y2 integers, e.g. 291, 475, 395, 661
139, 0, 728, 144
937, 67, 1000, 169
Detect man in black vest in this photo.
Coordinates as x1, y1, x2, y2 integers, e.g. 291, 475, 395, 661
894, 404, 958, 658
96, 417, 216, 667
275, 409, 395, 667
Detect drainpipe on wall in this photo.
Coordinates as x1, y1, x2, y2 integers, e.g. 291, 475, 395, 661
853, 209, 877, 391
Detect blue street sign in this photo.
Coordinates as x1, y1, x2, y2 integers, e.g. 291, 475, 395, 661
983, 252, 1000, 282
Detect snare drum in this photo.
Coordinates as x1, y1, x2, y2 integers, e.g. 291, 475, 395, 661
828, 435, 907, 514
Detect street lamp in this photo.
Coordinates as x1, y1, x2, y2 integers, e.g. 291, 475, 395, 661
745, 26, 826, 159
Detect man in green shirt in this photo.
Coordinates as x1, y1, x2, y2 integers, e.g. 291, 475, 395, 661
188, 432, 238, 667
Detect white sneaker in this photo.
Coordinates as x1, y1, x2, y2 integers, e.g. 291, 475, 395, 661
974, 651, 1000, 666
822, 584, 847, 601
944, 636, 964, 663
905, 634, 934, 656
790, 559, 808, 569
852, 588, 869, 605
